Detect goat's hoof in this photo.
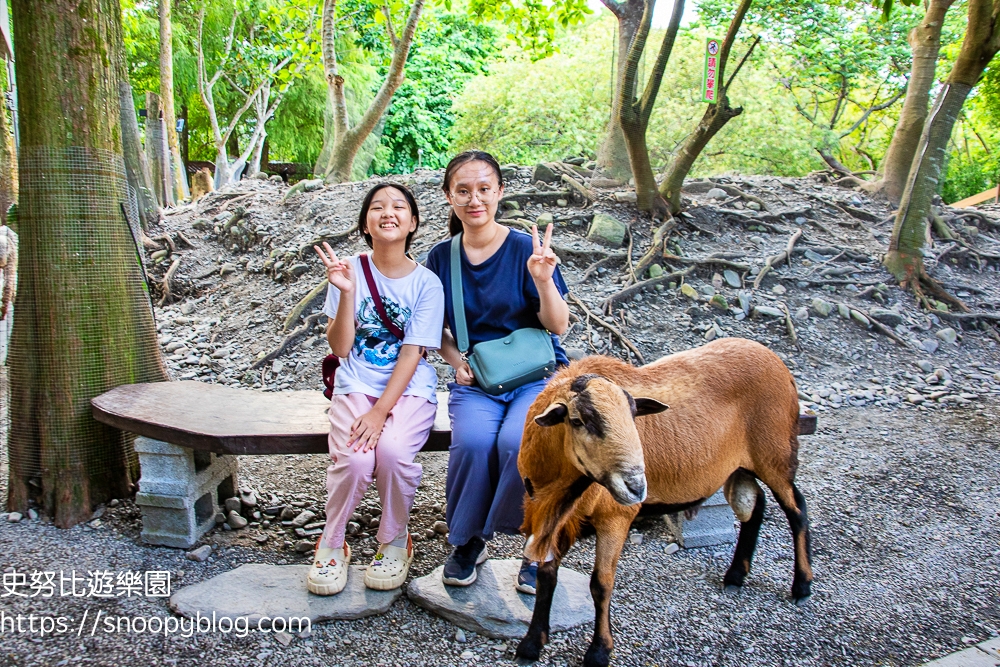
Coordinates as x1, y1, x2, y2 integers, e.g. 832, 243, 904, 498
793, 593, 812, 607
583, 644, 612, 667
723, 584, 742, 595
791, 580, 812, 603
515, 638, 542, 662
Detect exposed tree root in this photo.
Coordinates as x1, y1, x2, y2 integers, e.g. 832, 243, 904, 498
627, 219, 676, 285
252, 312, 325, 370
837, 303, 909, 347
568, 294, 645, 365
904, 265, 970, 313
752, 229, 802, 289
661, 253, 751, 272
603, 266, 694, 311
574, 252, 628, 284
779, 302, 799, 349
283, 280, 328, 331
158, 257, 182, 306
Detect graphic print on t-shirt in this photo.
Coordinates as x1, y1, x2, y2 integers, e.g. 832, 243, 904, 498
355, 296, 411, 366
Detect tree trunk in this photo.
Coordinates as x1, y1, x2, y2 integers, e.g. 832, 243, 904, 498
248, 131, 265, 176
8, 0, 169, 527
144, 92, 167, 207
321, 0, 426, 183
596, 0, 644, 182
885, 0, 1000, 292
873, 0, 954, 204
619, 0, 684, 214
119, 80, 159, 230
658, 0, 753, 214
0, 66, 16, 226
159, 0, 186, 202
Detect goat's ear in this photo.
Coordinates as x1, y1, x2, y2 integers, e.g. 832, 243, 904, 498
634, 397, 669, 416
534, 402, 568, 426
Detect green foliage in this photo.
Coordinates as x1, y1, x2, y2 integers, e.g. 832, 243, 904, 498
940, 60, 1000, 203
465, 0, 592, 59
451, 15, 822, 175
266, 68, 326, 165
371, 12, 499, 174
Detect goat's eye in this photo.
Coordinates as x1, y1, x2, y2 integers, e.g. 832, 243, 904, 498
569, 418, 584, 428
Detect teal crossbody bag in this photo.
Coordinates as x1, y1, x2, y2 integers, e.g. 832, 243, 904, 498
450, 233, 556, 396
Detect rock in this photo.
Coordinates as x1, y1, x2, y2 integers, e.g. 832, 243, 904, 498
917, 360, 934, 373
224, 497, 242, 514
712, 273, 724, 289
869, 309, 903, 327
754, 306, 784, 318
240, 490, 257, 509
738, 292, 752, 315
227, 511, 248, 530
272, 359, 285, 375
7, 512, 21, 523
220, 263, 237, 276
566, 347, 586, 361
935, 328, 958, 345
186, 545, 213, 562
794, 307, 810, 321
629, 533, 644, 545
295, 540, 315, 553
723, 270, 741, 288
921, 339, 940, 354
301, 179, 324, 193
680, 284, 700, 301
406, 560, 594, 639
287, 263, 309, 278
455, 628, 467, 643
586, 213, 627, 248
170, 564, 401, 624
746, 201, 761, 211
771, 284, 786, 295
251, 171, 269, 180
704, 327, 717, 341
214, 512, 226, 524
664, 542, 680, 555
532, 163, 558, 183
850, 310, 870, 327
432, 520, 449, 535
648, 264, 664, 279
706, 187, 727, 200
109, 499, 120, 508
292, 510, 316, 528
535, 212, 553, 226
269, 174, 283, 183
556, 199, 568, 207
709, 294, 728, 311
838, 303, 851, 320
280, 507, 299, 521
613, 191, 637, 203
255, 534, 269, 544
811, 298, 833, 317
590, 177, 623, 188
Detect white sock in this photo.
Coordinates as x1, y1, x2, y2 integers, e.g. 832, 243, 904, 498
389, 527, 409, 549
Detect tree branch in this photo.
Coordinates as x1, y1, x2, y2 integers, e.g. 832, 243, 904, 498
598, 0, 626, 18
839, 86, 907, 138
639, 0, 685, 124
714, 0, 753, 95
382, 4, 398, 48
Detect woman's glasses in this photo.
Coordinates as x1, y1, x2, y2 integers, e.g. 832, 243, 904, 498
451, 186, 499, 206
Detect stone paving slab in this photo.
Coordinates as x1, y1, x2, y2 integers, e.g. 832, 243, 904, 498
921, 640, 1000, 667
406, 559, 594, 639
169, 563, 401, 625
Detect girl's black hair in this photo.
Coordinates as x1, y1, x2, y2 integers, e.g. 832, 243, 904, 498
442, 150, 504, 237
357, 182, 420, 252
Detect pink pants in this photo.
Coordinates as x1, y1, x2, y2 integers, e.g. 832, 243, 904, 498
320, 393, 436, 549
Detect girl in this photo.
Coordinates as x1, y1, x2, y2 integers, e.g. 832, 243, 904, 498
308, 183, 444, 595
425, 151, 570, 593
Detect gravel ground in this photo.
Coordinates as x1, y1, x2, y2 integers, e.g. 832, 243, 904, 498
2, 399, 999, 667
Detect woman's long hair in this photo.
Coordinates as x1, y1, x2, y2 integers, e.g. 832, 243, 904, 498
442, 151, 504, 237
357, 182, 420, 251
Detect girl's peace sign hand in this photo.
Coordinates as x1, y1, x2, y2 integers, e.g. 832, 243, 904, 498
313, 242, 355, 294
528, 223, 557, 283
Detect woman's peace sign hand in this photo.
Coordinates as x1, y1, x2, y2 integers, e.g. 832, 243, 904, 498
313, 242, 355, 294
528, 223, 558, 283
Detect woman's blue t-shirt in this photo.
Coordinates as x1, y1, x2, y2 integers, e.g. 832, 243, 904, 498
425, 229, 570, 367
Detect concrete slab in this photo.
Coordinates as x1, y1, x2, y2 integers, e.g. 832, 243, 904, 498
979, 639, 1000, 659
406, 559, 593, 639
921, 647, 1000, 667
169, 564, 401, 625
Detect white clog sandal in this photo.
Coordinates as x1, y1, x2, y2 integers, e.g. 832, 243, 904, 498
363, 536, 414, 591
307, 540, 351, 596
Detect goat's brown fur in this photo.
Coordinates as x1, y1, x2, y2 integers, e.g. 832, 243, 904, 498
516, 338, 812, 667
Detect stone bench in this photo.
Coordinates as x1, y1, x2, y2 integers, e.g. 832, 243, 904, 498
91, 381, 450, 548
91, 380, 817, 550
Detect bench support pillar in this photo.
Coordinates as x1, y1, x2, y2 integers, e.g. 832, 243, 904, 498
134, 436, 239, 548
664, 489, 737, 549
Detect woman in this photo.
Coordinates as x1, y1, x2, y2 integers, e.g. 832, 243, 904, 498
425, 151, 570, 592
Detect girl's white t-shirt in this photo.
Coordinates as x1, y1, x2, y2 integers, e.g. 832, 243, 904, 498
323, 254, 444, 403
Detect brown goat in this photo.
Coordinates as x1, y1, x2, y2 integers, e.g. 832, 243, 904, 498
515, 337, 812, 667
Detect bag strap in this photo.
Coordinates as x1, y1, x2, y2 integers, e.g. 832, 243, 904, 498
450, 233, 469, 354
359, 254, 406, 341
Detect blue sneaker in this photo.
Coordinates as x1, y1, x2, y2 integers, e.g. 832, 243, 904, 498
516, 557, 538, 595
442, 536, 488, 586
